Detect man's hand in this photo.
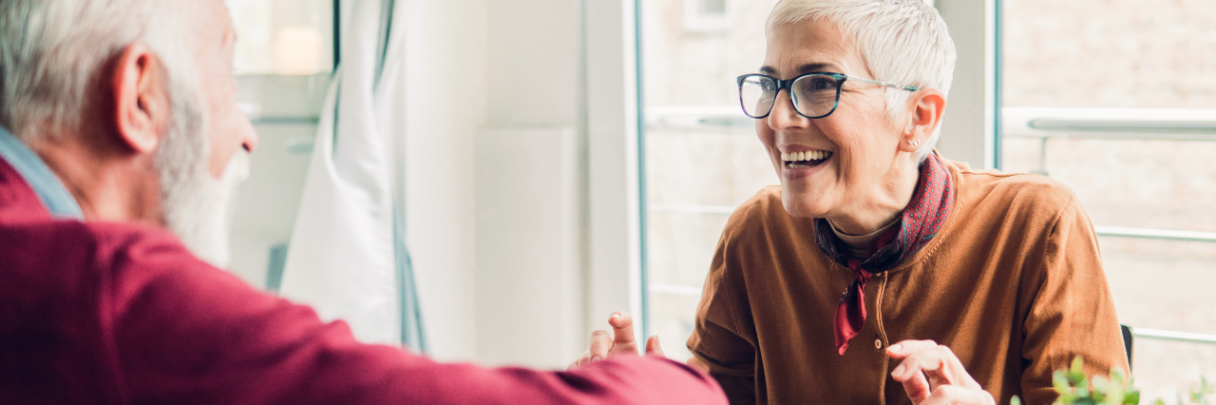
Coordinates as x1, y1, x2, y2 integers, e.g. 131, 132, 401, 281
886, 340, 995, 405
568, 312, 664, 370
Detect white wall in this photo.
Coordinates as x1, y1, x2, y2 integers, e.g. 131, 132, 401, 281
401, 0, 640, 368
398, 0, 644, 368
487, 0, 579, 127
402, 0, 489, 362
477, 0, 586, 368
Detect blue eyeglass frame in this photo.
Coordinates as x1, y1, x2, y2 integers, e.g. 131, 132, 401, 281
737, 72, 920, 119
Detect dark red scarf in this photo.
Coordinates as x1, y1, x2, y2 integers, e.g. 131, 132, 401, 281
813, 153, 954, 355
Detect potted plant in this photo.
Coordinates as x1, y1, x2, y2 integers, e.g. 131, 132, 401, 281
1012, 357, 1212, 405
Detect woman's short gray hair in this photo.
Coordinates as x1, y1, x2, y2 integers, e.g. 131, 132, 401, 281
767, 0, 956, 163
0, 0, 201, 140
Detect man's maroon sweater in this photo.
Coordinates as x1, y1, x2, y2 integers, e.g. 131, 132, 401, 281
0, 157, 726, 404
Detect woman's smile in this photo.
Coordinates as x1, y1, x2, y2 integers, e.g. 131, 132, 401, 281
779, 148, 834, 181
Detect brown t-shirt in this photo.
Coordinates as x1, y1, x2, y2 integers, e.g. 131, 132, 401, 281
687, 159, 1129, 405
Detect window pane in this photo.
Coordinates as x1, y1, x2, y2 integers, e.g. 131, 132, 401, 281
224, 0, 332, 286
1003, 0, 1216, 399
228, 0, 334, 75
641, 0, 780, 362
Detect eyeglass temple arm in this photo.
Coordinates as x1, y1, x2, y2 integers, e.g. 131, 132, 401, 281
845, 75, 920, 92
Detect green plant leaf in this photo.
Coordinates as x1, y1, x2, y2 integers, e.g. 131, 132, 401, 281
1055, 370, 1072, 392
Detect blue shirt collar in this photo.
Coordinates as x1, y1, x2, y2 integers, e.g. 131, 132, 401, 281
0, 126, 84, 219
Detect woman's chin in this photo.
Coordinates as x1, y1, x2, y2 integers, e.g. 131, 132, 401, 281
780, 191, 831, 219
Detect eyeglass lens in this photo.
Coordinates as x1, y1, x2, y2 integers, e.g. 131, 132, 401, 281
739, 74, 841, 119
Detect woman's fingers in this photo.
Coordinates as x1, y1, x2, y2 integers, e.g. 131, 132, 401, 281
645, 335, 665, 357
889, 340, 979, 385
887, 340, 985, 404
886, 340, 939, 359
892, 346, 956, 387
894, 364, 934, 403
919, 385, 996, 405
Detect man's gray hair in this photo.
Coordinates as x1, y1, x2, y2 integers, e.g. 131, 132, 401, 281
0, 0, 201, 140
767, 0, 956, 163
0, 0, 233, 265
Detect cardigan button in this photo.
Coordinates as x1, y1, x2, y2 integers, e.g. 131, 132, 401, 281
874, 339, 883, 350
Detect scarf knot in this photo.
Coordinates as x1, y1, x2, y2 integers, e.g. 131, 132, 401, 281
816, 153, 955, 355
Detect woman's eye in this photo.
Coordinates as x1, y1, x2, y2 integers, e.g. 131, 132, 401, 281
809, 77, 834, 90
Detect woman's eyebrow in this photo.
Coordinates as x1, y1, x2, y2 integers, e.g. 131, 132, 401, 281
795, 62, 836, 73
758, 62, 839, 76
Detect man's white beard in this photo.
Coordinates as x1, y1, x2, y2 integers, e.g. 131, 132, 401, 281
155, 79, 251, 268
166, 150, 250, 268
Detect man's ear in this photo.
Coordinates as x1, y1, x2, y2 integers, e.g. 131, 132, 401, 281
898, 88, 947, 153
112, 43, 170, 154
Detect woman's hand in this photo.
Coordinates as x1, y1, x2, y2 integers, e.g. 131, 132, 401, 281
887, 340, 995, 405
568, 312, 664, 370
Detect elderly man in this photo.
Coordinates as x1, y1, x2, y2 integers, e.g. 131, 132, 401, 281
0, 1, 727, 403
578, 0, 1129, 404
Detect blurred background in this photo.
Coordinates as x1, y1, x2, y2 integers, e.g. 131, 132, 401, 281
222, 0, 1216, 400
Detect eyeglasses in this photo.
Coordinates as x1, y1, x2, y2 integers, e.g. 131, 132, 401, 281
737, 72, 919, 119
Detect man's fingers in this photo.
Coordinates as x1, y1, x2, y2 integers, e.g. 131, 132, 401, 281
608, 312, 639, 354
644, 335, 665, 357
588, 330, 612, 361
608, 313, 637, 343
568, 351, 591, 371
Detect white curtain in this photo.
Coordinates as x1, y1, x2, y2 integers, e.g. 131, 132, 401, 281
280, 0, 424, 349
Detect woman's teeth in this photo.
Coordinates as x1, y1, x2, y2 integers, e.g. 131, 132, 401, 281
781, 150, 833, 166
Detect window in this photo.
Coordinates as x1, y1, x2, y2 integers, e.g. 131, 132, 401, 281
683, 0, 731, 32
640, 0, 779, 363
228, 0, 334, 75
225, 0, 333, 288
1001, 0, 1216, 398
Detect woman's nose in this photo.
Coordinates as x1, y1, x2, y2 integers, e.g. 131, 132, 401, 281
766, 91, 807, 131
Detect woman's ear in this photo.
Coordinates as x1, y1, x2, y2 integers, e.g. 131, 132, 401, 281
112, 43, 171, 154
898, 89, 947, 153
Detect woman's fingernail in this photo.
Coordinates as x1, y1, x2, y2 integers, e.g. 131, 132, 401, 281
591, 356, 602, 362
611, 313, 621, 319
892, 364, 905, 376
889, 343, 902, 352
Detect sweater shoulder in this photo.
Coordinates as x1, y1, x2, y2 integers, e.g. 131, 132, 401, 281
723, 186, 791, 239
0, 219, 213, 299
948, 160, 1079, 222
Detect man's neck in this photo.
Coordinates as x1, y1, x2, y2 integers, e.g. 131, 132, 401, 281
28, 134, 163, 226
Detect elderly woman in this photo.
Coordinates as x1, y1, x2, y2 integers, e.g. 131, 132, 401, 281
573, 0, 1129, 404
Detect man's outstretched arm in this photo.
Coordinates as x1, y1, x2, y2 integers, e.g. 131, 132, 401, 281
105, 230, 728, 405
